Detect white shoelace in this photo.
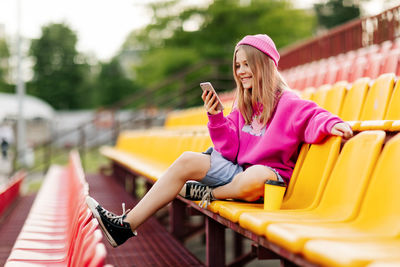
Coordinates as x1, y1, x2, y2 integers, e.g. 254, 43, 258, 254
199, 189, 213, 209
99, 203, 131, 226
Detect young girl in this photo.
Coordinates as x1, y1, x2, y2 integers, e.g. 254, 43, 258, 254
86, 34, 353, 248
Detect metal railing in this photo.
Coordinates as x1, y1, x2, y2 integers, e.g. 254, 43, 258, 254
279, 4, 400, 69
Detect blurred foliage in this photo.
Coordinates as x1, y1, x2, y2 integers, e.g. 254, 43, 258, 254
94, 58, 138, 107
0, 37, 13, 93
28, 23, 137, 110
122, 0, 316, 104
18, 0, 364, 111
28, 23, 89, 109
314, 0, 361, 29
0, 1, 369, 111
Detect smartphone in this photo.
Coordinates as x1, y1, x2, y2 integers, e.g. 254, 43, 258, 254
200, 82, 224, 111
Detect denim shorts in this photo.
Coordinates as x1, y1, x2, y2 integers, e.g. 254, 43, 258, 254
200, 147, 285, 187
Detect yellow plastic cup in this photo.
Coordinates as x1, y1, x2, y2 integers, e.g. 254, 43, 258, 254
264, 180, 286, 211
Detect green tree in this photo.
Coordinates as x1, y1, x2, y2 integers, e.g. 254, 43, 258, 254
123, 0, 316, 98
314, 0, 360, 29
0, 38, 13, 93
29, 23, 89, 109
95, 58, 137, 107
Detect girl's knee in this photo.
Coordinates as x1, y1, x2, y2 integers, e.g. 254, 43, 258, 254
176, 151, 202, 167
173, 151, 210, 179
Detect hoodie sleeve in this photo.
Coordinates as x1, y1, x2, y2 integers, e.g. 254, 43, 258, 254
290, 99, 343, 144
207, 110, 240, 162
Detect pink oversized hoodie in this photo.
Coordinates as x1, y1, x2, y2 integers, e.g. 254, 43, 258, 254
207, 90, 343, 184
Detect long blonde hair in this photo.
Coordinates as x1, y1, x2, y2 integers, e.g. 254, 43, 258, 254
233, 45, 288, 125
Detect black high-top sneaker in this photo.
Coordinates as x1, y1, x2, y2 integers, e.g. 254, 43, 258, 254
183, 182, 215, 208
86, 196, 137, 247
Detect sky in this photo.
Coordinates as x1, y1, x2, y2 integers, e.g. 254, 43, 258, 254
0, 0, 396, 61
0, 0, 155, 60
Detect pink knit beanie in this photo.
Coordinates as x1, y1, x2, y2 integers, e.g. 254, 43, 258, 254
236, 34, 280, 67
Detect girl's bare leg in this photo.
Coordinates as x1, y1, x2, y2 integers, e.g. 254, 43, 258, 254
212, 165, 278, 202
124, 151, 210, 231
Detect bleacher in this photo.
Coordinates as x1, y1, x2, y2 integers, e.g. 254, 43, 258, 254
4, 152, 107, 266
1, 151, 204, 267
97, 67, 400, 266
281, 40, 400, 90
0, 171, 25, 219
2, 4, 400, 267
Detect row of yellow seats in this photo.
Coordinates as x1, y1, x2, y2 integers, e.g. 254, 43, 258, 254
299, 73, 400, 131
115, 130, 212, 168
166, 72, 399, 130
164, 101, 233, 128
202, 127, 400, 267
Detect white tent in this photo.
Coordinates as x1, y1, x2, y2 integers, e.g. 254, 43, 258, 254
0, 93, 55, 121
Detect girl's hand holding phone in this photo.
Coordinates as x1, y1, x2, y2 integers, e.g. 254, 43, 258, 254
202, 90, 222, 115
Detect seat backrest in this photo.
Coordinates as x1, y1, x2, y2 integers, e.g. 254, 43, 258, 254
304, 62, 319, 88
348, 56, 367, 82
313, 60, 328, 87
339, 78, 370, 121
364, 53, 384, 79
116, 131, 149, 155
384, 80, 400, 120
82, 229, 105, 267
312, 84, 331, 108
381, 48, 400, 74
354, 132, 400, 231
324, 63, 340, 85
315, 131, 385, 220
87, 244, 107, 267
70, 218, 99, 266
300, 88, 315, 101
323, 81, 347, 115
336, 59, 352, 81
164, 110, 183, 127
360, 73, 395, 120
281, 136, 341, 210
283, 143, 309, 202
193, 133, 212, 152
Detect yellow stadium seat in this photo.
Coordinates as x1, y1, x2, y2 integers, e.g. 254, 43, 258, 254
267, 132, 400, 253
357, 77, 400, 131
300, 87, 315, 100
216, 136, 341, 223
324, 81, 347, 115
281, 136, 341, 210
208, 143, 310, 216
238, 131, 385, 236
164, 110, 182, 127
368, 260, 400, 267
177, 134, 196, 154
391, 120, 400, 131
304, 239, 400, 267
165, 101, 233, 128
384, 79, 400, 120
312, 84, 331, 108
340, 77, 369, 121
359, 73, 395, 121
193, 133, 212, 152
162, 134, 182, 164
281, 143, 309, 203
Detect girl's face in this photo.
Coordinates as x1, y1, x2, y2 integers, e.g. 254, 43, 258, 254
235, 48, 253, 90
